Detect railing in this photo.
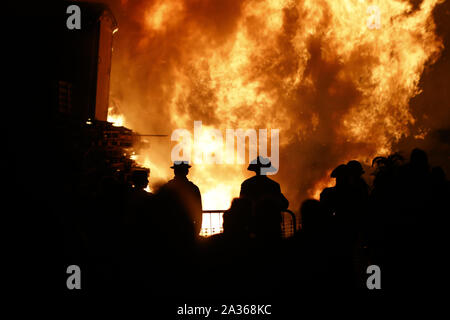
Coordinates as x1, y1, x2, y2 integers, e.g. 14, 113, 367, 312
280, 209, 297, 238
200, 210, 225, 237
200, 209, 297, 238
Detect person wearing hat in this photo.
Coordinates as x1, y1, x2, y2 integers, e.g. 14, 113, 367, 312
346, 160, 364, 177
162, 161, 203, 238
320, 161, 368, 219
320, 164, 347, 220
320, 161, 368, 289
345, 160, 369, 199
122, 168, 154, 277
126, 168, 153, 216
240, 156, 289, 240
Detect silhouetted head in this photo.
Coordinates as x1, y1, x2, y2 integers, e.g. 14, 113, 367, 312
247, 156, 276, 176
346, 160, 365, 177
331, 164, 349, 185
131, 169, 149, 189
171, 161, 191, 177
410, 148, 429, 171
223, 198, 252, 235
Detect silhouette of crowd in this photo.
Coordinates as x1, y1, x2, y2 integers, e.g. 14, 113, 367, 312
55, 149, 448, 296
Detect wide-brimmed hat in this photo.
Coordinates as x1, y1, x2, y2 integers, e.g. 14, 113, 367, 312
247, 156, 277, 173
170, 161, 192, 169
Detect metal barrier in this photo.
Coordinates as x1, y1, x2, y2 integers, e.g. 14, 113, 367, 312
280, 209, 297, 238
200, 209, 297, 238
200, 210, 225, 237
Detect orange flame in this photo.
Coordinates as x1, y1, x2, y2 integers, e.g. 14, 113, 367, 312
107, 106, 126, 127
107, 0, 445, 235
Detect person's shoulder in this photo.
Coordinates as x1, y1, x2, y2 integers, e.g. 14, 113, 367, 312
265, 176, 280, 185
320, 187, 335, 197
322, 186, 334, 192
160, 179, 176, 191
261, 175, 280, 188
188, 180, 200, 190
241, 176, 255, 185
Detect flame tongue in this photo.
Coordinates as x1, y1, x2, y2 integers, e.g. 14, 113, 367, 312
107, 106, 125, 127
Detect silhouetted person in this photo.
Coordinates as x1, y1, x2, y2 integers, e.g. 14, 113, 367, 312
368, 149, 443, 290
321, 161, 368, 229
143, 162, 202, 295
300, 199, 328, 234
127, 169, 153, 214
391, 148, 433, 289
320, 165, 350, 289
240, 157, 289, 208
240, 156, 288, 240
121, 168, 154, 290
368, 153, 404, 262
201, 197, 264, 298
320, 164, 347, 216
394, 148, 431, 236
127, 169, 153, 212
344, 160, 369, 231
409, 148, 430, 172
131, 169, 152, 192
346, 160, 369, 192
223, 197, 252, 240
205, 197, 253, 263
293, 199, 330, 289
320, 162, 368, 289
162, 161, 203, 237
125, 168, 154, 232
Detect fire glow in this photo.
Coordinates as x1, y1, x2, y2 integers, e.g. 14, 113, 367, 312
171, 121, 279, 171
107, 106, 125, 127
105, 0, 444, 233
